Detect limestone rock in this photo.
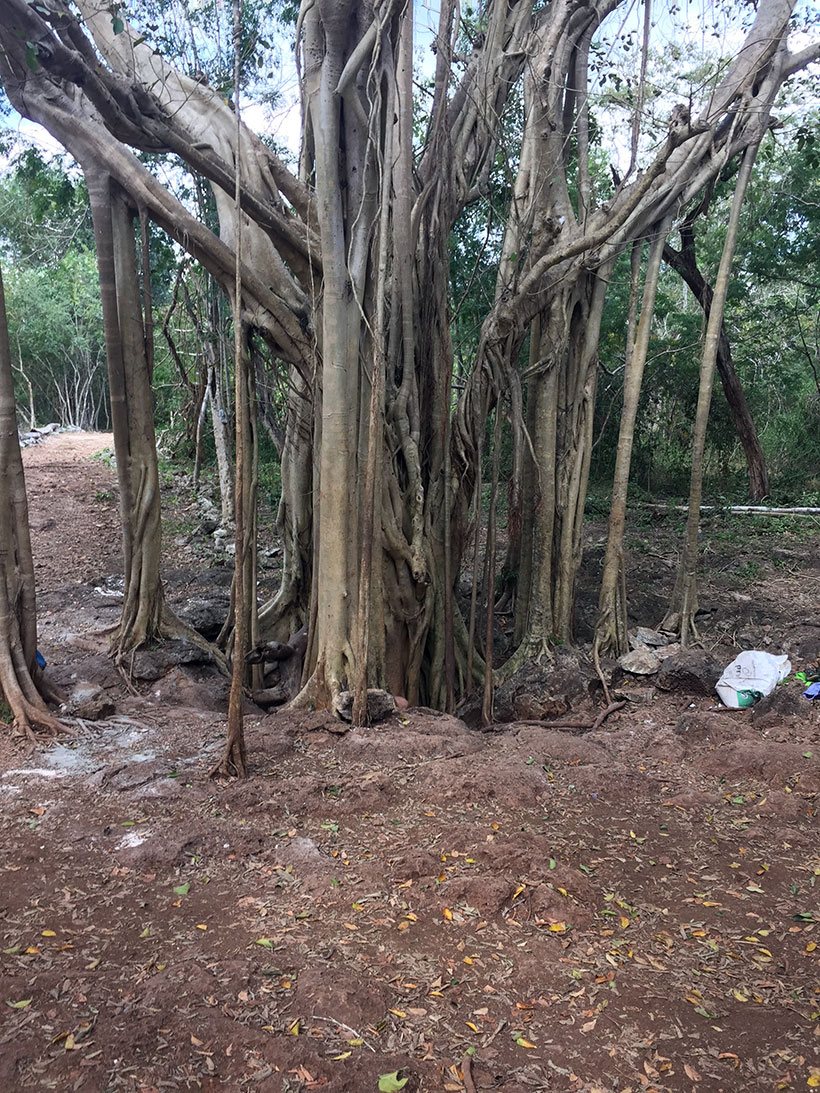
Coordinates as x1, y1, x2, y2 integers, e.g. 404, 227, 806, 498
65, 681, 115, 721
617, 647, 661, 676
629, 627, 674, 649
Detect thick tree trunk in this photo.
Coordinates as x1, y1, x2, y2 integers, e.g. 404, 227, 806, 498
87, 172, 166, 656
663, 233, 769, 501
0, 265, 63, 737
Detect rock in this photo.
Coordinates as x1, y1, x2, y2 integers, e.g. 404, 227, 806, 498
512, 692, 571, 719
656, 649, 722, 695
334, 688, 396, 723
655, 641, 682, 661
176, 594, 230, 640
130, 639, 212, 681
630, 627, 674, 649
482, 652, 592, 725
252, 686, 288, 708
617, 647, 661, 675
65, 681, 115, 721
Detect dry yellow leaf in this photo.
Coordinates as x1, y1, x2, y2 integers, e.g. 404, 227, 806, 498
389, 1008, 406, 1019
732, 989, 748, 1002
41, 930, 56, 938
196, 924, 208, 931
465, 1021, 479, 1032
442, 907, 454, 921
548, 922, 567, 933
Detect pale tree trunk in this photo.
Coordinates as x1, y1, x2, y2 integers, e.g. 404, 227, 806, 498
208, 357, 235, 528
0, 265, 63, 737
663, 136, 768, 643
595, 220, 671, 656
88, 172, 165, 656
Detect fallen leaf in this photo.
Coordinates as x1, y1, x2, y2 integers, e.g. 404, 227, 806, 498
173, 883, 190, 897
378, 1072, 409, 1092
6, 999, 32, 1009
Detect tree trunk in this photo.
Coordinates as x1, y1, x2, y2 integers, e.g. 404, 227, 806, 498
663, 232, 769, 501
0, 264, 63, 737
595, 221, 670, 656
87, 172, 167, 656
663, 137, 768, 643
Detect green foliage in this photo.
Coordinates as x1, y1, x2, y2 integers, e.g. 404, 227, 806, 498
0, 147, 92, 264
592, 114, 820, 502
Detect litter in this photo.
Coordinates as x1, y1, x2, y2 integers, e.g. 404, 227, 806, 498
715, 651, 791, 709
804, 681, 820, 700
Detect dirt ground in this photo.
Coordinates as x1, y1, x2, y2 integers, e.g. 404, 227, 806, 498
1, 433, 819, 1093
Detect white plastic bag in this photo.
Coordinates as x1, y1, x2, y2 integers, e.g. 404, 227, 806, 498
715, 651, 791, 709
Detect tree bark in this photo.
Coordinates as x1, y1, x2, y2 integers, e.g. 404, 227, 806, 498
0, 264, 63, 737
595, 221, 670, 656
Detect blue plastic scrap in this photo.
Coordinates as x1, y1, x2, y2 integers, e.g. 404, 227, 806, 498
804, 681, 820, 700
35, 649, 46, 669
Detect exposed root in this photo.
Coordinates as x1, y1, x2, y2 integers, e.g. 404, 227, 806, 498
514, 700, 626, 733
592, 638, 612, 706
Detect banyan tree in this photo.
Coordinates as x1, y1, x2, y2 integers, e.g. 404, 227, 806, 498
0, 0, 816, 732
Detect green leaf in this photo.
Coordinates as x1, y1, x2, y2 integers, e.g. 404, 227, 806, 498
173, 883, 190, 896
793, 912, 816, 922
255, 937, 273, 948
111, 15, 124, 33
6, 999, 32, 1009
378, 1073, 408, 1092
548, 858, 557, 870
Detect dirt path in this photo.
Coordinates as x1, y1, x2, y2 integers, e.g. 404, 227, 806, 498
1, 435, 818, 1093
